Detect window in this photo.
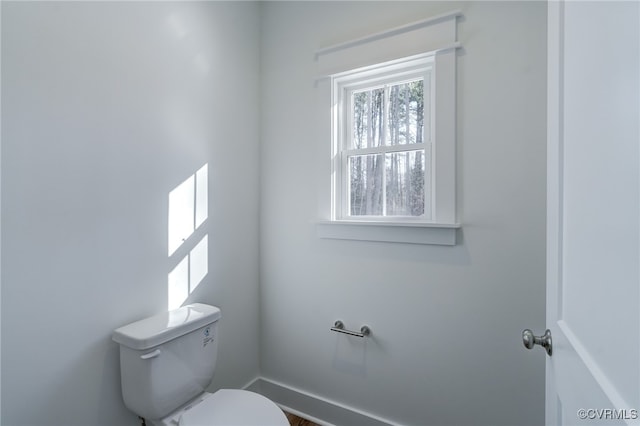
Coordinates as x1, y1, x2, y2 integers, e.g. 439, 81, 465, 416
316, 11, 461, 245
333, 55, 433, 221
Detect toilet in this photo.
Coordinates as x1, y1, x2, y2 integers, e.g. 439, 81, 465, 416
112, 303, 288, 426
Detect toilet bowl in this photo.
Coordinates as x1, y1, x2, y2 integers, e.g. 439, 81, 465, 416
158, 389, 287, 426
112, 303, 288, 426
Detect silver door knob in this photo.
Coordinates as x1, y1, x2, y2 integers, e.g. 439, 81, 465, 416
522, 329, 552, 356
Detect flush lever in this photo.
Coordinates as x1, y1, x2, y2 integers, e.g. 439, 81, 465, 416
140, 349, 161, 360
522, 329, 552, 356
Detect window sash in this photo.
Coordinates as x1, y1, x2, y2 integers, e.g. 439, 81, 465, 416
341, 147, 431, 220
335, 62, 433, 221
343, 143, 428, 157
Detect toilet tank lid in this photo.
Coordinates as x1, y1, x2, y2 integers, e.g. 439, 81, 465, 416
112, 303, 221, 350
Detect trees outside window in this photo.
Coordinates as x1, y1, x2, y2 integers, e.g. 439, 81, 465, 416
333, 55, 433, 221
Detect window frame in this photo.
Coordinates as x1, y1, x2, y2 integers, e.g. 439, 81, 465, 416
331, 52, 456, 227
337, 61, 433, 222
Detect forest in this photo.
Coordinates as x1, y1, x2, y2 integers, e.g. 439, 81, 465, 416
348, 78, 427, 217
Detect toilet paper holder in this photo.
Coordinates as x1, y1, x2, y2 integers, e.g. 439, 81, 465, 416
330, 320, 371, 338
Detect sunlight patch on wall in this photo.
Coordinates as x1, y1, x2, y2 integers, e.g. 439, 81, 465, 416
168, 164, 208, 310
190, 234, 208, 292
168, 256, 189, 310
194, 165, 208, 229
168, 174, 195, 256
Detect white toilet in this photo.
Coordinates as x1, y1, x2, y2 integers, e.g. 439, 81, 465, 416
112, 303, 288, 426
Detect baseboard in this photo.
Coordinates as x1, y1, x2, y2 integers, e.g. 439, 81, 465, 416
244, 377, 397, 426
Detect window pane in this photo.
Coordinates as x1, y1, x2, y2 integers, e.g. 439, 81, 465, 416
349, 154, 383, 216
386, 79, 424, 146
385, 150, 425, 216
352, 88, 384, 148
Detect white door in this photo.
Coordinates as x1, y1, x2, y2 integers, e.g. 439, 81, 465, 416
544, 1, 640, 425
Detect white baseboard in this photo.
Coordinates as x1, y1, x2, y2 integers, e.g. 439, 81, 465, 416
244, 377, 397, 426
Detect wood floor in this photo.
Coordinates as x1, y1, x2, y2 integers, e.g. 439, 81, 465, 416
285, 411, 320, 426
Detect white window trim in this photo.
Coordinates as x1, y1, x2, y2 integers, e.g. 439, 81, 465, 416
332, 55, 434, 222
315, 11, 462, 245
316, 220, 460, 245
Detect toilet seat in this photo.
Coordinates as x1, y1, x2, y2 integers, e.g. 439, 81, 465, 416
178, 390, 288, 426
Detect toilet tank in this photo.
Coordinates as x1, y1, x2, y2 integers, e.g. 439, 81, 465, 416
112, 303, 221, 421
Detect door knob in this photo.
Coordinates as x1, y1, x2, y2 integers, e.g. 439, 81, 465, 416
522, 329, 552, 356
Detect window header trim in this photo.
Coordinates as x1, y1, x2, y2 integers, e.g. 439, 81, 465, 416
315, 10, 462, 58
314, 10, 462, 79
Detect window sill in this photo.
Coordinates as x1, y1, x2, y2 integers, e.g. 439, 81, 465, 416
316, 220, 460, 245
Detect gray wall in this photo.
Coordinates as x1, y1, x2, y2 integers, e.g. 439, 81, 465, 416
1, 2, 547, 425
259, 2, 547, 425
1, 2, 261, 425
